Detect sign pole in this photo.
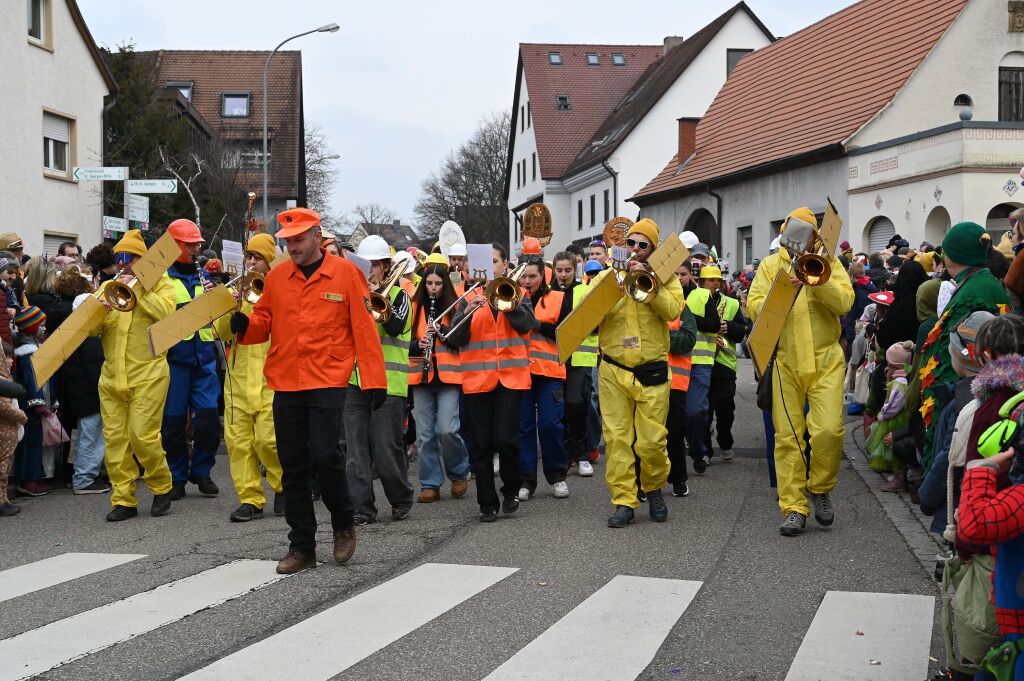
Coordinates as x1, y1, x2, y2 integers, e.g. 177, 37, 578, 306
123, 168, 130, 233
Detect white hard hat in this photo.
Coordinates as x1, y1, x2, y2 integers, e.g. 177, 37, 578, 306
356, 235, 391, 261
448, 242, 468, 257
393, 250, 416, 276
679, 231, 699, 249
769, 236, 781, 253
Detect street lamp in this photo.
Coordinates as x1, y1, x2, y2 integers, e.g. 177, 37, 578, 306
263, 23, 340, 221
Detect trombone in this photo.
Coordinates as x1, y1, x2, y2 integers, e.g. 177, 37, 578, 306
438, 262, 528, 341
103, 269, 142, 312
423, 281, 482, 364
615, 251, 659, 305
781, 217, 832, 286
369, 261, 408, 324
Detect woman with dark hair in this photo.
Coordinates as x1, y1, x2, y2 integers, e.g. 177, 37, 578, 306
407, 261, 471, 503
876, 260, 931, 350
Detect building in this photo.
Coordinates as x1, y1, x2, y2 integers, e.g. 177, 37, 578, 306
632, 0, 1024, 265
344, 220, 420, 250
503, 2, 774, 257
1, 0, 115, 256
140, 49, 306, 220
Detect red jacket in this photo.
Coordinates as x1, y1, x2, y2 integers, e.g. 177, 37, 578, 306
241, 253, 386, 392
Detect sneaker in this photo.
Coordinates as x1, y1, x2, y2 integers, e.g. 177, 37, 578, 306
106, 505, 139, 522
169, 482, 186, 501
810, 493, 834, 526
552, 481, 569, 498
721, 449, 734, 462
502, 497, 520, 515
392, 508, 410, 521
607, 505, 635, 528
647, 489, 668, 522
703, 455, 712, 468
16, 481, 51, 496
353, 514, 376, 526
692, 457, 707, 476
493, 453, 500, 476
0, 502, 21, 516
229, 503, 263, 522
517, 487, 531, 501
190, 476, 219, 497
479, 508, 498, 523
73, 480, 111, 495
273, 493, 286, 516
672, 482, 689, 497
578, 460, 594, 477
779, 511, 807, 537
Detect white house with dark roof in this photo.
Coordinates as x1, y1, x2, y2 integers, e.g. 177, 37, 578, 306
503, 2, 774, 257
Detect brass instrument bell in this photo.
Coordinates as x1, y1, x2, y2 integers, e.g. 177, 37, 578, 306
621, 267, 659, 304
781, 216, 832, 286
103, 271, 141, 312
485, 261, 528, 312
369, 261, 407, 323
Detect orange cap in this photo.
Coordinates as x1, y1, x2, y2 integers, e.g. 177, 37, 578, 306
522, 237, 542, 255
275, 208, 321, 238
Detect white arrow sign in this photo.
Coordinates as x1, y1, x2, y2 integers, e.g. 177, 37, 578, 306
127, 194, 149, 210
73, 166, 127, 181
125, 179, 177, 193
128, 205, 149, 222
103, 216, 127, 232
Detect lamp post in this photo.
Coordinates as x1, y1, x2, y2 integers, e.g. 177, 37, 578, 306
263, 22, 339, 221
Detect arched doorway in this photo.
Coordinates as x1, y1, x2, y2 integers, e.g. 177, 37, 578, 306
924, 206, 951, 248
862, 216, 895, 253
683, 208, 719, 248
986, 202, 1022, 241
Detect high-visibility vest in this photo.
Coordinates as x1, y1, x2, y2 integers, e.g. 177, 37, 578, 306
686, 287, 717, 366
170, 277, 214, 342
408, 301, 461, 386
459, 307, 531, 394
715, 295, 741, 372
527, 290, 565, 379
350, 287, 411, 397
667, 317, 692, 391
570, 284, 598, 368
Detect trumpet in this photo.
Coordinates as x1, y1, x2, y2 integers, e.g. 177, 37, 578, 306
369, 260, 408, 324
103, 269, 141, 312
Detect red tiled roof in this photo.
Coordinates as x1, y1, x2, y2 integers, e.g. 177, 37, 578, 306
519, 43, 664, 179
632, 0, 969, 203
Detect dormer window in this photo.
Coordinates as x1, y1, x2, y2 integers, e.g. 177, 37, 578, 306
611, 53, 626, 66
556, 95, 571, 111
548, 52, 563, 65
166, 82, 193, 101
586, 53, 600, 66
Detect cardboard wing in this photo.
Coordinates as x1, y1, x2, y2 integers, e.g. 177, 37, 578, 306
148, 285, 237, 357
819, 197, 842, 257
647, 232, 690, 284
746, 261, 800, 378
132, 230, 182, 291
31, 295, 107, 385
556, 271, 622, 365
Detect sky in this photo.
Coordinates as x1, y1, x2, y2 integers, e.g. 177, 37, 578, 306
77, 0, 853, 229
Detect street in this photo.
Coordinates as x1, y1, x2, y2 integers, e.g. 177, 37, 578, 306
0, 359, 943, 681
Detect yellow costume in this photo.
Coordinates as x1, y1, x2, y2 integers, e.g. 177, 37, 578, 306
598, 220, 684, 508
747, 208, 853, 518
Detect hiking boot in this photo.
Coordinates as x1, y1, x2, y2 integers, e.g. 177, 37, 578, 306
190, 476, 219, 497
502, 497, 520, 515
692, 457, 707, 476
333, 527, 356, 563
169, 482, 186, 501
810, 493, 834, 526
273, 493, 286, 516
672, 482, 689, 497
0, 502, 21, 516
779, 511, 807, 537
106, 505, 138, 522
607, 505, 635, 528
74, 480, 111, 495
276, 550, 316, 574
229, 503, 263, 522
418, 488, 441, 503
647, 489, 668, 522
150, 492, 172, 517
450, 479, 468, 499
880, 470, 907, 493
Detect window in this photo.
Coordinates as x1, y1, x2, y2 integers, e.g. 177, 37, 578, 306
526, 101, 531, 128
222, 93, 250, 117
578, 200, 584, 230
556, 95, 571, 111
954, 93, 973, 107
726, 49, 753, 76
589, 194, 596, 227
737, 226, 752, 266
43, 111, 71, 175
586, 53, 600, 66
611, 53, 625, 66
166, 81, 193, 100
520, 105, 525, 133
27, 0, 46, 42
531, 153, 536, 181
515, 160, 520, 189
1000, 68, 1024, 121
603, 189, 610, 223
548, 52, 562, 65
221, 141, 270, 170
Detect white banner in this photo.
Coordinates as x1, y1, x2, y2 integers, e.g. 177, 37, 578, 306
221, 239, 244, 275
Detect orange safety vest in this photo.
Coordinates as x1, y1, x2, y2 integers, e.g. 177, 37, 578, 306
667, 316, 692, 392
459, 307, 531, 394
527, 289, 565, 380
408, 301, 461, 386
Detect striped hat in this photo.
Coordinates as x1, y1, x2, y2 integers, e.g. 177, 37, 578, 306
15, 306, 45, 335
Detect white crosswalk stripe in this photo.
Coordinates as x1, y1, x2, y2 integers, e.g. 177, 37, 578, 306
0, 559, 283, 681
483, 575, 702, 681
784, 591, 935, 681
0, 552, 145, 604
178, 562, 518, 681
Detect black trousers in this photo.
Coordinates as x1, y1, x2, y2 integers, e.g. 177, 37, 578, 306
273, 388, 353, 554
704, 376, 737, 453
563, 366, 592, 464
466, 384, 522, 512
667, 388, 689, 484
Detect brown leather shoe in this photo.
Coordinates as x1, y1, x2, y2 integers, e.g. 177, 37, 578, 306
276, 550, 316, 575
450, 479, 469, 499
418, 488, 441, 503
333, 527, 356, 563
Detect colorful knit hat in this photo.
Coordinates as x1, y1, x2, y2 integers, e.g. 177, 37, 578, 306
15, 306, 45, 335
885, 340, 914, 367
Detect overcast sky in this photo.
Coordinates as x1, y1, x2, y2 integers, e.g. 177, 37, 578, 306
77, 0, 852, 229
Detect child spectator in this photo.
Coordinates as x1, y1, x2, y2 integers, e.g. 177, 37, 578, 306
0, 343, 27, 515
11, 306, 49, 496
866, 340, 914, 482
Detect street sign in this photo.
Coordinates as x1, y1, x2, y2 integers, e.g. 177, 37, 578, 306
103, 216, 127, 232
73, 166, 127, 181
128, 205, 149, 222
125, 179, 177, 193
127, 194, 149, 210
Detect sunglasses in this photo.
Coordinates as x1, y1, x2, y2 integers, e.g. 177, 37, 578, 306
588, 240, 605, 248
244, 251, 266, 261
625, 238, 650, 251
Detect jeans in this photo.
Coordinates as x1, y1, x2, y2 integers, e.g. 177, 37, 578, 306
519, 376, 568, 490
72, 412, 105, 489
667, 389, 688, 484
342, 391, 414, 519
466, 385, 522, 512
588, 365, 602, 451
763, 410, 777, 488
412, 384, 470, 490
273, 388, 353, 554
685, 364, 712, 462
163, 362, 221, 484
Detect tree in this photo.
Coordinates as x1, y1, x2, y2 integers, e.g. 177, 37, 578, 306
351, 203, 396, 235
304, 122, 338, 224
414, 111, 509, 244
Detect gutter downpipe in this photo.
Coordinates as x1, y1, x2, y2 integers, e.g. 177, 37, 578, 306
602, 158, 618, 218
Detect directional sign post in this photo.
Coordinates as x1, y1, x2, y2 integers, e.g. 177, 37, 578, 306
102, 216, 128, 239
125, 179, 178, 194
73, 167, 127, 181
127, 194, 150, 223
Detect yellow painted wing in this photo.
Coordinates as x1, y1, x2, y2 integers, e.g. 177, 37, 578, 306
133, 231, 182, 291
556, 272, 622, 365
746, 268, 799, 377
647, 232, 690, 284
31, 296, 108, 385
819, 198, 842, 257
148, 285, 237, 357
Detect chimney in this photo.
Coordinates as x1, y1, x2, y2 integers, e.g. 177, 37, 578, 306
663, 36, 685, 55
677, 117, 699, 162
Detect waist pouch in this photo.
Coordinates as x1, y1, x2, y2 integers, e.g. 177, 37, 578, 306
603, 356, 668, 387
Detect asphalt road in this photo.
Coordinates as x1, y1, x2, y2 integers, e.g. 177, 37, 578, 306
0, 358, 943, 681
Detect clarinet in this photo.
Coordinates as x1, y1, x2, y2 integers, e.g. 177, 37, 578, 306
421, 297, 437, 378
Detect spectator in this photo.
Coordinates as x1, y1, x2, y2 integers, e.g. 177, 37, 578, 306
24, 257, 59, 320
0, 343, 27, 516
11, 306, 48, 497
57, 242, 81, 261
85, 243, 117, 284
875, 260, 930, 350
0, 252, 21, 318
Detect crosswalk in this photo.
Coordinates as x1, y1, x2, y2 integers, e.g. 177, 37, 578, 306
0, 552, 937, 681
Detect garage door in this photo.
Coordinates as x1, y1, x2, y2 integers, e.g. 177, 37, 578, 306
866, 217, 895, 253
42, 233, 76, 257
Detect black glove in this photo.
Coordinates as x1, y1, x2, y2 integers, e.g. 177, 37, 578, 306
0, 378, 25, 400
230, 312, 249, 335
368, 388, 387, 411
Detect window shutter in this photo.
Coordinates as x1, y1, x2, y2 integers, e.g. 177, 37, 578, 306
42, 234, 73, 257
43, 113, 70, 143
867, 217, 896, 253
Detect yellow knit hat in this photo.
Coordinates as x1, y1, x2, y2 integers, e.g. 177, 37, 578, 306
914, 251, 935, 273
114, 229, 147, 257
246, 233, 277, 264
627, 218, 660, 248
